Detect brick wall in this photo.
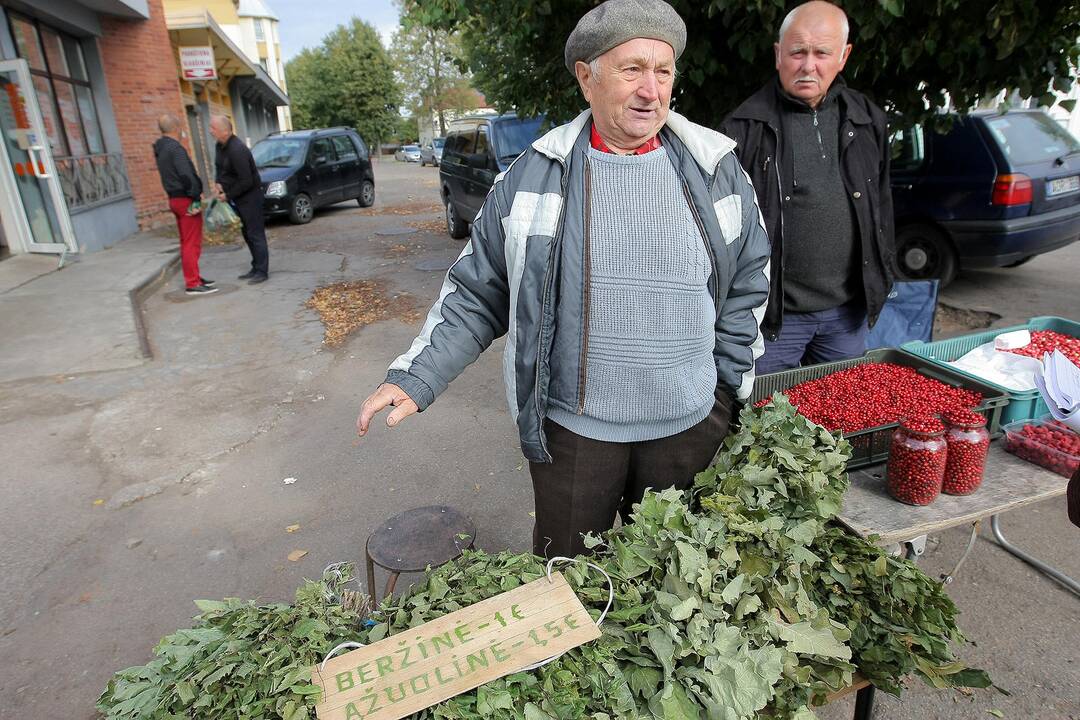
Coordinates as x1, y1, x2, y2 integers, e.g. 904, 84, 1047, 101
98, 0, 188, 229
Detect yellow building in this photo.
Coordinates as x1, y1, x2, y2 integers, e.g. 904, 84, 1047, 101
236, 0, 291, 132
162, 0, 288, 180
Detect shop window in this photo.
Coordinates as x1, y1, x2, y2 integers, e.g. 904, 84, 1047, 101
31, 74, 67, 156
9, 14, 46, 71
5, 11, 106, 159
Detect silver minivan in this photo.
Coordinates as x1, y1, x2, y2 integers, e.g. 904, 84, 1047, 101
420, 138, 445, 167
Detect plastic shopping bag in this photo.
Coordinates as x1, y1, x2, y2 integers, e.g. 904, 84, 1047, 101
865, 280, 939, 350
204, 197, 241, 233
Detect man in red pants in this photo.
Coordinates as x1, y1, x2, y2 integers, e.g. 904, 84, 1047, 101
153, 114, 217, 296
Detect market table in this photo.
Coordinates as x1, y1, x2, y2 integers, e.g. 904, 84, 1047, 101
840, 443, 1069, 546
835, 441, 1077, 719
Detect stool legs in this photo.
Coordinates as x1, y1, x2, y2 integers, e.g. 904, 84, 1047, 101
384, 572, 400, 600
365, 552, 377, 605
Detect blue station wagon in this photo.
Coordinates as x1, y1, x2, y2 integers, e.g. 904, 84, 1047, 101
890, 109, 1080, 285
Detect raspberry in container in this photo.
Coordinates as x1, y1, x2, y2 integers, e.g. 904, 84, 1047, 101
887, 415, 948, 506
1003, 417, 1080, 478
942, 407, 990, 495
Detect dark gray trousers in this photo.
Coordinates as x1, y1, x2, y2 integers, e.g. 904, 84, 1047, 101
528, 391, 733, 558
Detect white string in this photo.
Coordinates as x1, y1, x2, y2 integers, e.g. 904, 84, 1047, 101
517, 555, 615, 672
320, 641, 366, 671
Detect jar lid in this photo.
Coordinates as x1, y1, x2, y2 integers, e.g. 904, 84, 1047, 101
901, 415, 945, 434
943, 408, 986, 427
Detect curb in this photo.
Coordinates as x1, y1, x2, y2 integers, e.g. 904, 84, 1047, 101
129, 251, 181, 359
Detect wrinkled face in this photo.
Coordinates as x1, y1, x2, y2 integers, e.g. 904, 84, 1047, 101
209, 119, 231, 143
774, 11, 851, 108
576, 38, 674, 152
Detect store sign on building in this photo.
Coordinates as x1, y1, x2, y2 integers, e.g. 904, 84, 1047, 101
179, 46, 217, 80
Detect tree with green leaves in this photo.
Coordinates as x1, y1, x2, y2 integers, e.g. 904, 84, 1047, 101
285, 18, 402, 148
405, 0, 1080, 127
392, 3, 482, 137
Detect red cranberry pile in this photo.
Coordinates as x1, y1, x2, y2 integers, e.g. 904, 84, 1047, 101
942, 408, 990, 495
758, 363, 983, 433
1003, 330, 1080, 367
887, 415, 948, 505
1005, 420, 1080, 478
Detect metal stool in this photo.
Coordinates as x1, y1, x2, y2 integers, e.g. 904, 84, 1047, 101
364, 505, 476, 603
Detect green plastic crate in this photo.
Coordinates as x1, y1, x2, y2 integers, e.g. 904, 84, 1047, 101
902, 316, 1080, 424
752, 348, 1010, 469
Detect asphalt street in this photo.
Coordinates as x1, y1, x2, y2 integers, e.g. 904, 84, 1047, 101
1, 158, 1077, 719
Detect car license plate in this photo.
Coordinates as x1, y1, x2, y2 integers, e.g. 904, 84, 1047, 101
1047, 175, 1080, 197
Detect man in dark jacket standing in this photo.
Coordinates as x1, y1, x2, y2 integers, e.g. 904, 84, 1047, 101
210, 115, 268, 284
153, 114, 217, 296
720, 0, 894, 374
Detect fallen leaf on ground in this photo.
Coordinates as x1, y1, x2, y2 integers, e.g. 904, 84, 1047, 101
405, 218, 446, 234
305, 280, 421, 346
287, 550, 308, 562
93, 499, 104, 506
357, 201, 440, 216
285, 524, 300, 533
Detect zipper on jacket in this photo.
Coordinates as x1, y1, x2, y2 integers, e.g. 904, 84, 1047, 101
680, 180, 719, 308
762, 155, 771, 173
769, 123, 785, 341
576, 157, 593, 414
812, 109, 825, 159
535, 163, 571, 458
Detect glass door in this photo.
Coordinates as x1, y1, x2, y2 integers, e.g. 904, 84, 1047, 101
0, 58, 76, 253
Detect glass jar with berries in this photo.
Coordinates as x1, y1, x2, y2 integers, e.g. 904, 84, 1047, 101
942, 408, 990, 495
887, 415, 948, 505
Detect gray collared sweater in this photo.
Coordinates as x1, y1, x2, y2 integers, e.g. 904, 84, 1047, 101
546, 146, 717, 442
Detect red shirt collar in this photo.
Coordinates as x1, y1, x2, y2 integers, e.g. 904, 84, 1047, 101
589, 123, 662, 155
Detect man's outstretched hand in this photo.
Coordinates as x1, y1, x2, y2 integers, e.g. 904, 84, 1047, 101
357, 383, 418, 436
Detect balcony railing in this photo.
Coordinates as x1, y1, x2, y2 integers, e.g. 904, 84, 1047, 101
54, 153, 132, 211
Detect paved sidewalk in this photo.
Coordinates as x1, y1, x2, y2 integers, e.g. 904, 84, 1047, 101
0, 230, 178, 383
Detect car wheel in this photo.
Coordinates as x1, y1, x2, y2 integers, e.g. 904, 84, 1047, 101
895, 223, 957, 287
358, 180, 375, 208
288, 193, 314, 224
1003, 255, 1034, 268
446, 199, 469, 239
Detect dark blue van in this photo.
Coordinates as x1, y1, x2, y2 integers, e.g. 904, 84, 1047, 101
439, 113, 544, 238
890, 109, 1080, 285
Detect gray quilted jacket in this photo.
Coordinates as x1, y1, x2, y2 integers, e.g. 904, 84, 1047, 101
386, 109, 771, 463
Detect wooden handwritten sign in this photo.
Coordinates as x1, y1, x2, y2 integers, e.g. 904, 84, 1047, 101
310, 572, 601, 720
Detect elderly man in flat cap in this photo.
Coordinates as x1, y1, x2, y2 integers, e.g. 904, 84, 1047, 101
357, 0, 770, 557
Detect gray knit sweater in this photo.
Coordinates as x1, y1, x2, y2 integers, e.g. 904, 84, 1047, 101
546, 146, 717, 442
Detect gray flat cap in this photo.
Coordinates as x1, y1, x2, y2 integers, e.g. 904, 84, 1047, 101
564, 0, 686, 75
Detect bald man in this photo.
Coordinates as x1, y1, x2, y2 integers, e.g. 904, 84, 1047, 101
153, 114, 216, 295
211, 115, 268, 283
721, 0, 894, 374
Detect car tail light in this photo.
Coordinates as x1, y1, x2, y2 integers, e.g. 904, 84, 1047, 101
992, 174, 1033, 206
